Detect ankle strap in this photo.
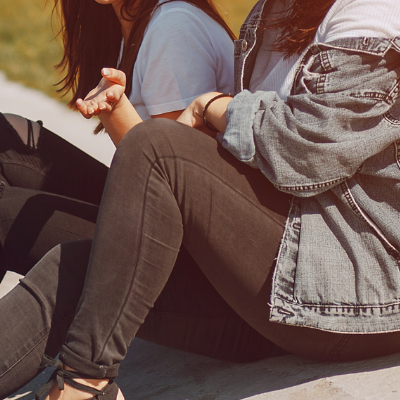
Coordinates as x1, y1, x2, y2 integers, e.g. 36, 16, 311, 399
35, 355, 110, 400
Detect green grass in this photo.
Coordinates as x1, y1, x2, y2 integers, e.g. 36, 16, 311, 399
0, 0, 66, 101
0, 0, 253, 102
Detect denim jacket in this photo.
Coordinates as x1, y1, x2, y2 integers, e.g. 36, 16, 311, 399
223, 0, 400, 333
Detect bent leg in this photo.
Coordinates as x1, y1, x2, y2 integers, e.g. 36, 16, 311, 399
0, 240, 91, 399
0, 113, 108, 204
0, 113, 108, 279
62, 119, 400, 368
137, 245, 288, 362
0, 184, 98, 276
59, 119, 291, 377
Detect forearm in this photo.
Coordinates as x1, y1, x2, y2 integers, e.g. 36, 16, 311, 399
99, 94, 143, 146
205, 95, 232, 135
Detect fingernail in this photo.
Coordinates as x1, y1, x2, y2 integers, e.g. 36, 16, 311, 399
103, 68, 110, 76
76, 99, 83, 105
88, 109, 94, 115
99, 105, 106, 110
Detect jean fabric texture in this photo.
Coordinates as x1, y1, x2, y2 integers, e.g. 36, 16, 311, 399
224, 0, 400, 333
0, 113, 108, 280
0, 117, 291, 397
4, 118, 400, 398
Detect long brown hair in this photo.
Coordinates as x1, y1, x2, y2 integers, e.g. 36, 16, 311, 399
54, 0, 235, 112
269, 0, 336, 57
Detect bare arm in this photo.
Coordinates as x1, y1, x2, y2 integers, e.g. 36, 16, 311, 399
177, 92, 232, 137
77, 68, 185, 146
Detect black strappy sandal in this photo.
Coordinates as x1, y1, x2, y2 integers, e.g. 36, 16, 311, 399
35, 355, 119, 400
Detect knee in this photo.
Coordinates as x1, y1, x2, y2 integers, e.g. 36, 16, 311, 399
120, 119, 180, 147
114, 119, 181, 163
3, 114, 41, 148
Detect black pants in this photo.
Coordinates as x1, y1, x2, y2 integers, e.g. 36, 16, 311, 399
2, 117, 400, 399
0, 113, 108, 278
0, 116, 288, 398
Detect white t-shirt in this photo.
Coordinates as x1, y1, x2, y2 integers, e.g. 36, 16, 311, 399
250, 0, 400, 100
129, 0, 234, 120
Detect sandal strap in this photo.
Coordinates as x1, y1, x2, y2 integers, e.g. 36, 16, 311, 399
35, 355, 111, 400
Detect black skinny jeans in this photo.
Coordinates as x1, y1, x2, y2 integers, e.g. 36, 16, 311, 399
2, 117, 400, 398
0, 115, 286, 397
0, 113, 108, 278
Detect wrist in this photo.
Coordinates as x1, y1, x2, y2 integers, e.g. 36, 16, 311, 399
202, 93, 232, 135
111, 93, 129, 111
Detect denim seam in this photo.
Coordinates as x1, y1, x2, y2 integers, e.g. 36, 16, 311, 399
273, 293, 400, 311
340, 181, 399, 256
395, 140, 400, 169
97, 153, 288, 361
384, 112, 400, 125
97, 157, 156, 362
0, 313, 75, 379
274, 176, 347, 193
160, 155, 289, 224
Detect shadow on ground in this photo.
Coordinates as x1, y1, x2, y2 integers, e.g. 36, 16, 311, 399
8, 338, 400, 400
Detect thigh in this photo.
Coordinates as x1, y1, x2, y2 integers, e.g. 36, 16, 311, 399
105, 120, 293, 354
116, 120, 392, 363
0, 240, 91, 398
0, 113, 108, 205
0, 184, 98, 276
137, 245, 288, 362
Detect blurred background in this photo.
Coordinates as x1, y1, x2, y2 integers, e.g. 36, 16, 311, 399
0, 0, 253, 104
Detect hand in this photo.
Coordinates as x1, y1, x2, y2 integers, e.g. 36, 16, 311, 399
177, 92, 232, 138
76, 68, 126, 119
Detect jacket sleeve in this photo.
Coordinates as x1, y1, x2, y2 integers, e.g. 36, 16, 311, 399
223, 44, 400, 197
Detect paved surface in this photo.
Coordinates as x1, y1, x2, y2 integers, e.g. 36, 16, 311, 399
1, 72, 400, 400
0, 71, 115, 166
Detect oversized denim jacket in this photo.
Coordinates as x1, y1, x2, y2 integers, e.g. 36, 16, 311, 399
223, 0, 400, 333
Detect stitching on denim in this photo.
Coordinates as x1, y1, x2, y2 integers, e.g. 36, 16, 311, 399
384, 111, 400, 125
0, 313, 75, 379
319, 51, 332, 71
339, 181, 363, 219
98, 152, 290, 359
97, 158, 154, 362
340, 181, 399, 255
270, 200, 295, 311
350, 92, 386, 101
386, 80, 400, 105
274, 176, 346, 193
395, 140, 400, 169
275, 293, 400, 311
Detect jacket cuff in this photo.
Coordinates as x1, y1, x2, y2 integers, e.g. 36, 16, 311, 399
223, 90, 276, 168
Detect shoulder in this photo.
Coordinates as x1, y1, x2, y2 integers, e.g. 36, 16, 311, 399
147, 1, 228, 37
318, 0, 400, 41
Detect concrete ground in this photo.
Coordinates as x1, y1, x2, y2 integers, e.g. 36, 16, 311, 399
1, 72, 400, 400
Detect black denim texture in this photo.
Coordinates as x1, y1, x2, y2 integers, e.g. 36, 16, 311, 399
2, 118, 400, 398
0, 113, 108, 279
0, 117, 287, 396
